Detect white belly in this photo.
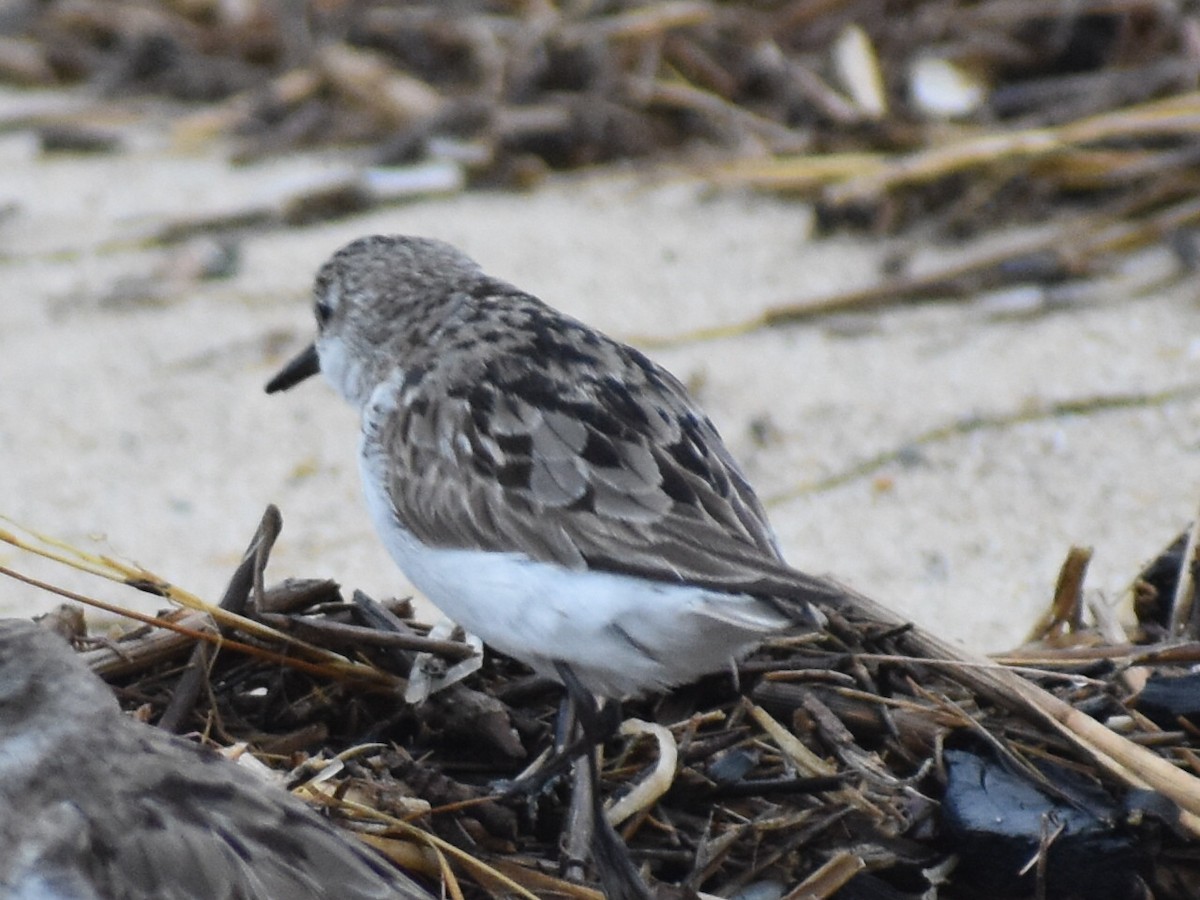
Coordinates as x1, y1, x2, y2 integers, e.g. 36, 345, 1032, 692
357, 455, 785, 697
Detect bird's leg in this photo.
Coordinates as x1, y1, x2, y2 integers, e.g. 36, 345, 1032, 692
560, 695, 592, 883
494, 706, 584, 797
553, 689, 576, 751
493, 665, 652, 895
579, 743, 653, 900
554, 663, 654, 900
496, 673, 621, 798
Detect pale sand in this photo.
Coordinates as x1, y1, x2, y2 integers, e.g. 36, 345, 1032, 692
2, 86, 1198, 652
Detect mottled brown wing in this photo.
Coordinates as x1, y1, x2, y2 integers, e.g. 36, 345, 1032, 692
365, 344, 843, 610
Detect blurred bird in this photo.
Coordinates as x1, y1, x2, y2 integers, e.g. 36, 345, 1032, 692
0, 618, 432, 900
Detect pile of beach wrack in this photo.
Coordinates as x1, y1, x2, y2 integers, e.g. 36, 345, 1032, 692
5, 503, 1200, 899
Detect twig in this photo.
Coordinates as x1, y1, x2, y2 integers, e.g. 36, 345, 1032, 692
159, 505, 282, 733
1169, 511, 1200, 636
1025, 545, 1092, 644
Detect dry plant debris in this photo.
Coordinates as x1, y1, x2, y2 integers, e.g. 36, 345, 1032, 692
4, 2, 1200, 277
5, 506, 1200, 898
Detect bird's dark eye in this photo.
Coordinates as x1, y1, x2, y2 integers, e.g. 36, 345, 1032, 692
315, 300, 333, 325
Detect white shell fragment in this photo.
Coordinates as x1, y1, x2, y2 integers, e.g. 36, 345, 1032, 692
404, 618, 484, 703
910, 53, 986, 119
832, 24, 887, 118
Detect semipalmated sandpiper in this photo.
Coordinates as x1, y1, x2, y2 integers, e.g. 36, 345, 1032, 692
266, 235, 844, 700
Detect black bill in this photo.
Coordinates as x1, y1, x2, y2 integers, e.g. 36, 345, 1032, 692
265, 343, 320, 393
